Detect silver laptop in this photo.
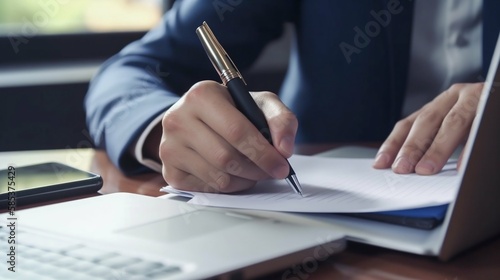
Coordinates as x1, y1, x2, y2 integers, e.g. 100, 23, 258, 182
1, 36, 498, 280
301, 33, 500, 261
0, 192, 345, 279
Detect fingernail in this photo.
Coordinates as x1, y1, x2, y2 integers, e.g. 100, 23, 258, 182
280, 136, 294, 157
393, 157, 412, 173
416, 160, 436, 174
272, 163, 289, 179
374, 153, 390, 167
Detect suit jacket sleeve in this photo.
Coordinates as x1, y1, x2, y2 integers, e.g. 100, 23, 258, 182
84, 0, 297, 174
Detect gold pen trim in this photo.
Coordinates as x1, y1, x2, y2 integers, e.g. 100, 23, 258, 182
196, 22, 246, 85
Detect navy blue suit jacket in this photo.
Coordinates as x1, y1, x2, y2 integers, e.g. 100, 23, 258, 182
85, 0, 500, 174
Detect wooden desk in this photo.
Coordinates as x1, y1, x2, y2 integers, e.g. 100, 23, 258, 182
2, 147, 499, 279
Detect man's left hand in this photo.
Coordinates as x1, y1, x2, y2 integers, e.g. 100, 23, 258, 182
373, 83, 483, 174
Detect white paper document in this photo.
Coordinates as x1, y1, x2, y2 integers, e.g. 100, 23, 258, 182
161, 155, 460, 213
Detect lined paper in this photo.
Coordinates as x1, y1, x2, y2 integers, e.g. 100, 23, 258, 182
161, 155, 460, 213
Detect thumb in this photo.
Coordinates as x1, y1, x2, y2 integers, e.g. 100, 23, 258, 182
252, 91, 298, 158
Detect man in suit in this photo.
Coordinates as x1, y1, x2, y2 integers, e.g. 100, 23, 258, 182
85, 0, 500, 193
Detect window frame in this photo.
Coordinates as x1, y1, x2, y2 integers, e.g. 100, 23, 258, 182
0, 32, 146, 66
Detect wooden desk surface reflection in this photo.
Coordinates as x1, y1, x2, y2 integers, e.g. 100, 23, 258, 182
4, 147, 500, 279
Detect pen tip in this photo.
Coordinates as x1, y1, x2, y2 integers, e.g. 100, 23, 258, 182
286, 174, 304, 198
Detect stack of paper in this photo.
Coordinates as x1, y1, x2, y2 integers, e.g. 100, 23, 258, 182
162, 155, 460, 213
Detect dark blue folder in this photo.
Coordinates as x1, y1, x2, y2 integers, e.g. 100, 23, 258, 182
345, 204, 449, 230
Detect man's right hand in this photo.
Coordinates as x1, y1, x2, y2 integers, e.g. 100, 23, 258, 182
159, 81, 298, 193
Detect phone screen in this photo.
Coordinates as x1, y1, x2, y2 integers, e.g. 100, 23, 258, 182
0, 163, 99, 194
0, 162, 102, 205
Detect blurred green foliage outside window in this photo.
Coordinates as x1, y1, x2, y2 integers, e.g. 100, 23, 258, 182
0, 0, 162, 35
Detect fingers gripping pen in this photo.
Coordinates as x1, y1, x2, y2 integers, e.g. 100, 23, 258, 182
196, 22, 303, 196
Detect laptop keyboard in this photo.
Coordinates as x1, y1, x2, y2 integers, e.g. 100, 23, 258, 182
0, 227, 182, 280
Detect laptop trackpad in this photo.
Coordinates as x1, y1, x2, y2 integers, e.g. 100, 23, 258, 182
118, 210, 251, 243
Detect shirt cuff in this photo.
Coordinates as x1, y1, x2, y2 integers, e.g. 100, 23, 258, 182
133, 113, 164, 173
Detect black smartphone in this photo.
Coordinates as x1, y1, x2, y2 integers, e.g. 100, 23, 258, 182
0, 162, 103, 207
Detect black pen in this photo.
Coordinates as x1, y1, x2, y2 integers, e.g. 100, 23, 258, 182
196, 22, 303, 197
